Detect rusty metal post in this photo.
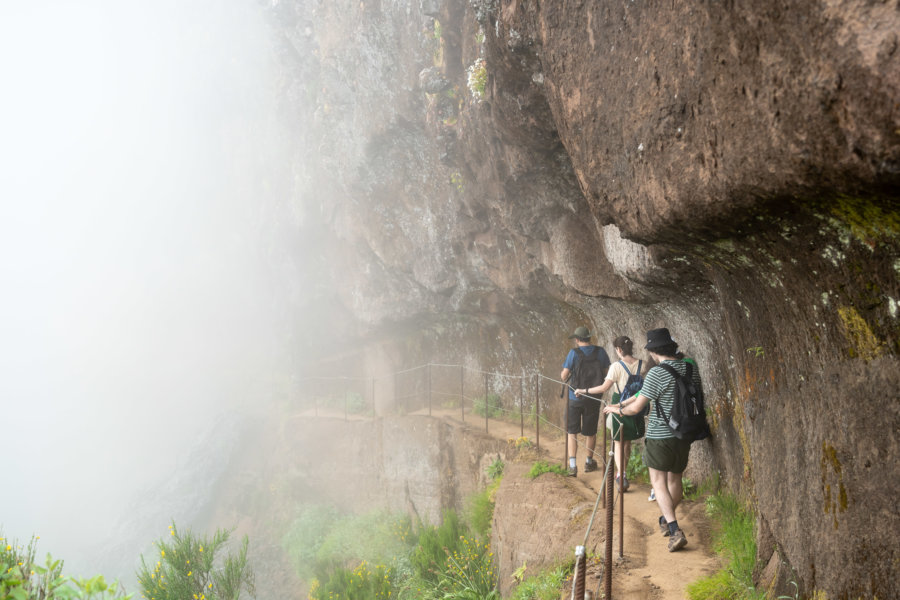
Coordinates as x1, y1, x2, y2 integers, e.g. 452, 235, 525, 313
605, 451, 614, 600
573, 545, 586, 600
619, 422, 625, 558
427, 363, 432, 416
563, 391, 569, 468
535, 377, 540, 450
519, 375, 524, 439
484, 373, 489, 434
460, 365, 465, 422
602, 418, 608, 508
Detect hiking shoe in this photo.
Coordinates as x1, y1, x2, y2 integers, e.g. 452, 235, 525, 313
584, 459, 598, 473
567, 465, 578, 477
615, 475, 629, 492
659, 516, 670, 536
668, 529, 688, 552
648, 488, 656, 502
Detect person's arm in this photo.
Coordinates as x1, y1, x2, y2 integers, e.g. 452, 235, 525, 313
575, 378, 614, 397
605, 392, 649, 416
561, 367, 571, 381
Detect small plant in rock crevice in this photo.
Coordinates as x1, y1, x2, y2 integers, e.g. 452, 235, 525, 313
526, 460, 568, 479
486, 457, 505, 480
466, 58, 487, 100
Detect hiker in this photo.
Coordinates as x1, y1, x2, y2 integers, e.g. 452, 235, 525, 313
647, 350, 696, 503
560, 326, 611, 477
574, 335, 647, 492
602, 328, 702, 552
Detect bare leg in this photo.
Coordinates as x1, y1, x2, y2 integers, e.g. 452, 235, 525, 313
613, 440, 632, 477
649, 467, 680, 523
585, 434, 597, 461
666, 471, 683, 511
568, 433, 577, 460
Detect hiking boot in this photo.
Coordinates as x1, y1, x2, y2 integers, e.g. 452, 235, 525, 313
567, 465, 578, 477
659, 516, 670, 536
584, 459, 598, 473
668, 529, 688, 552
615, 475, 629, 492
648, 488, 656, 502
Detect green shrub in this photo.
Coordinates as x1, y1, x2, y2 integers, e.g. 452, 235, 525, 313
430, 535, 497, 600
472, 393, 502, 418
136, 523, 254, 600
314, 510, 414, 573
467, 479, 500, 539
509, 562, 572, 600
0, 534, 130, 600
308, 560, 393, 600
410, 511, 467, 584
526, 460, 567, 479
282, 504, 340, 579
486, 458, 504, 480
686, 491, 764, 600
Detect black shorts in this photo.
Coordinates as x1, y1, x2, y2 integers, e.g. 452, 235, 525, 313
567, 399, 600, 436
643, 437, 692, 473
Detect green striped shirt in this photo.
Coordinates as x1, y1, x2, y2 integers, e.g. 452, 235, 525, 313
639, 359, 702, 440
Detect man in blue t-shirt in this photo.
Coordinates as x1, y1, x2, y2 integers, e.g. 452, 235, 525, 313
561, 326, 610, 477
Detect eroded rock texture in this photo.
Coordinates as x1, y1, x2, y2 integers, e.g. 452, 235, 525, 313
265, 0, 899, 597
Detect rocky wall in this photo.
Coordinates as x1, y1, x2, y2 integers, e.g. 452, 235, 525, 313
264, 0, 900, 597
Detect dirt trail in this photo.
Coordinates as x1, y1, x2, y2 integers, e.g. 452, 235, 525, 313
425, 408, 721, 600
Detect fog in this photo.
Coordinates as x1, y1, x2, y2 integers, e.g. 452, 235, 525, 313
1, 0, 300, 579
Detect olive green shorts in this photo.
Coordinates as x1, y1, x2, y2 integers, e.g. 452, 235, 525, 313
643, 437, 692, 473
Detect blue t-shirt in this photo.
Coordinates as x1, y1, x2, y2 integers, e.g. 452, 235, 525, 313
563, 346, 610, 401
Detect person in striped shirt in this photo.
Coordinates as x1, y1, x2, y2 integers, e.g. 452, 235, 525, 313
602, 327, 702, 552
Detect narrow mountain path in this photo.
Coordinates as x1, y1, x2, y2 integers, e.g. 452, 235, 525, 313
427, 407, 721, 599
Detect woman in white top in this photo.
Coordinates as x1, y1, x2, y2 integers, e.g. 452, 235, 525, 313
574, 335, 648, 491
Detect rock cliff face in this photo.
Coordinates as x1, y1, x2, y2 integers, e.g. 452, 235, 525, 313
264, 1, 899, 597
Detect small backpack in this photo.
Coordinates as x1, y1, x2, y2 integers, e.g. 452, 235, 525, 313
570, 347, 610, 392
619, 360, 648, 417
655, 362, 710, 442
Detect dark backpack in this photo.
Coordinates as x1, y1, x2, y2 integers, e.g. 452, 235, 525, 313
655, 362, 710, 442
618, 360, 648, 417
570, 346, 610, 392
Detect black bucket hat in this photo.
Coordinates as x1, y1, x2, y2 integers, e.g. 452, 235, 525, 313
644, 328, 677, 350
